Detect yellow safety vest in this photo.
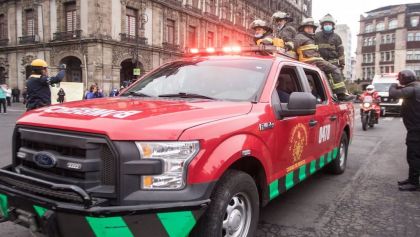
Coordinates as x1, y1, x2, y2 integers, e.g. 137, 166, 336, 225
296, 44, 323, 62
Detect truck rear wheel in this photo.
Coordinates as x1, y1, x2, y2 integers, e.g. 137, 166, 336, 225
192, 170, 259, 237
326, 133, 348, 174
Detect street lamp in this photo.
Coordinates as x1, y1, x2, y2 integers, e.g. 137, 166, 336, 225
132, 13, 148, 81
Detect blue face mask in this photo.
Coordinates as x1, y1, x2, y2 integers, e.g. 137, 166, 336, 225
255, 33, 263, 38
323, 25, 333, 32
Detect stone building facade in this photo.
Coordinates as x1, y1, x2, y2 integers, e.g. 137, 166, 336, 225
334, 24, 352, 80
0, 0, 311, 94
356, 3, 420, 86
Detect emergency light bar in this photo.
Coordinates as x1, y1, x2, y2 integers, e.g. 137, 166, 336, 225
186, 45, 294, 59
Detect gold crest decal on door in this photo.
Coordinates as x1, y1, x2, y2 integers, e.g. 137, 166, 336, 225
289, 123, 308, 163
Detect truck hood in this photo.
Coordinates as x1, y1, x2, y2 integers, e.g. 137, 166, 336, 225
17, 98, 252, 140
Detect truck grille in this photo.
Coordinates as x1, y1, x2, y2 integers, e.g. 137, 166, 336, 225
381, 97, 399, 104
14, 127, 117, 197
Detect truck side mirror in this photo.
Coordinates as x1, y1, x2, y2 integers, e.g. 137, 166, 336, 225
279, 92, 316, 117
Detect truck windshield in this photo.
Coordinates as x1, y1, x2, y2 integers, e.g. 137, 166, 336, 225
373, 83, 393, 92
121, 59, 272, 101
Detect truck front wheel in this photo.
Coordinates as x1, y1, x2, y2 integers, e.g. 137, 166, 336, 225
192, 170, 259, 237
326, 132, 349, 175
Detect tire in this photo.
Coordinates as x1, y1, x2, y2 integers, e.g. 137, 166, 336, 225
191, 170, 259, 237
326, 132, 349, 175
361, 114, 368, 131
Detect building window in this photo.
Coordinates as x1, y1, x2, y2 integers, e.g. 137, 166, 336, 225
26, 9, 35, 36
365, 24, 374, 33
362, 66, 375, 80
223, 36, 230, 45
388, 19, 397, 29
363, 53, 375, 63
0, 14, 6, 39
188, 26, 196, 47
406, 64, 420, 78
376, 22, 385, 31
166, 19, 175, 44
235, 11, 243, 26
207, 31, 214, 47
416, 32, 420, 41
381, 33, 395, 44
65, 2, 77, 32
380, 65, 394, 73
380, 51, 394, 62
207, 0, 216, 15
126, 8, 137, 36
408, 32, 414, 41
410, 16, 419, 27
407, 50, 420, 60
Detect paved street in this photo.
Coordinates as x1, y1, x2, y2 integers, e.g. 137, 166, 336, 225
0, 103, 419, 237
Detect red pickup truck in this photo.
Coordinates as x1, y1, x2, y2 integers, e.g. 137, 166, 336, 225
0, 47, 354, 237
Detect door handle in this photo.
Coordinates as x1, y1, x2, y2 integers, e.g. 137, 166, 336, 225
309, 120, 318, 127
330, 115, 337, 121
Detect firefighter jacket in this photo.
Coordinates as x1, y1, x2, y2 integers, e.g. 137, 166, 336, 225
274, 24, 297, 50
254, 32, 275, 46
26, 70, 65, 110
315, 31, 345, 66
389, 82, 420, 131
293, 32, 324, 62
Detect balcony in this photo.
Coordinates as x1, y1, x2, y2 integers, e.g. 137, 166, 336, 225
19, 35, 39, 44
53, 30, 82, 41
184, 4, 202, 14
162, 42, 180, 51
120, 33, 148, 45
204, 12, 219, 21
221, 18, 232, 25
233, 23, 246, 31
0, 38, 8, 46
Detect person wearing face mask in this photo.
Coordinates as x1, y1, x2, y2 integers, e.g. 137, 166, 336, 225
250, 19, 274, 46
294, 18, 354, 101
315, 14, 345, 70
271, 11, 297, 56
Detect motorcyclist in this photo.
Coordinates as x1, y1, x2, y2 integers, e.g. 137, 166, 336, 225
293, 17, 355, 101
250, 19, 274, 46
315, 14, 345, 69
389, 69, 420, 191
359, 85, 381, 122
26, 59, 66, 111
271, 11, 297, 57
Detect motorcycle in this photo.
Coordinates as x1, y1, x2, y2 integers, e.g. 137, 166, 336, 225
360, 95, 379, 131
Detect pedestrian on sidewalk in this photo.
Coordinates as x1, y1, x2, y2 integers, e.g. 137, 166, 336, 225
12, 87, 20, 103
389, 69, 420, 191
57, 88, 65, 103
4, 84, 11, 106
0, 85, 7, 114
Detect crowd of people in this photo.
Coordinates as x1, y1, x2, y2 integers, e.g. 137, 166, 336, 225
251, 12, 354, 101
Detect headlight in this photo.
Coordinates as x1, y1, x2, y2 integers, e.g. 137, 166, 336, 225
363, 102, 371, 108
135, 141, 200, 190
399, 99, 403, 103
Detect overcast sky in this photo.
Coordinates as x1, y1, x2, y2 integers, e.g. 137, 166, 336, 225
312, 0, 420, 55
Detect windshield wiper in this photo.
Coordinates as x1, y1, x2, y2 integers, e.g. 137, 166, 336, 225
158, 92, 216, 100
126, 91, 151, 97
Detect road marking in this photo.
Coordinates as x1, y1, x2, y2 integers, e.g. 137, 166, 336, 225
383, 117, 394, 121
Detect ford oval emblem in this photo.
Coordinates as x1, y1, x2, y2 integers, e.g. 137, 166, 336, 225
33, 152, 57, 168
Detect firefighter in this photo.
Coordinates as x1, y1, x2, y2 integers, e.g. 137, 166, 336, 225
315, 14, 345, 69
294, 18, 354, 101
250, 19, 274, 46
389, 69, 420, 191
271, 11, 297, 55
26, 59, 66, 111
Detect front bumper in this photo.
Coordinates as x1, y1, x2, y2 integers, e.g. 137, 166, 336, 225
0, 167, 209, 237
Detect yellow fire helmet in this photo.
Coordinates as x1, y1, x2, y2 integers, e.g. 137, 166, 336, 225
31, 59, 48, 68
